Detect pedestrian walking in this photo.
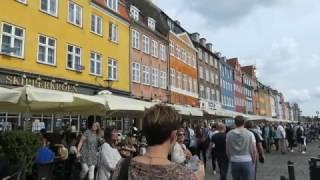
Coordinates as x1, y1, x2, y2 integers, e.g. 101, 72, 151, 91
276, 123, 286, 154
226, 116, 257, 180
286, 124, 295, 152
110, 104, 205, 180
196, 122, 210, 168
296, 122, 306, 154
96, 126, 121, 180
262, 123, 272, 153
77, 117, 102, 180
211, 123, 229, 180
245, 121, 265, 180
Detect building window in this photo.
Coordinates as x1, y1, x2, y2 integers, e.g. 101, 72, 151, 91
198, 48, 202, 59
206, 87, 210, 100
130, 5, 139, 21
38, 35, 56, 65
91, 14, 102, 36
210, 72, 215, 84
183, 74, 188, 91
131, 29, 140, 49
109, 22, 118, 43
151, 40, 158, 58
151, 68, 159, 87
204, 52, 209, 63
68, 1, 82, 27
142, 35, 150, 54
192, 55, 196, 68
188, 77, 193, 92
0, 23, 25, 58
177, 72, 182, 89
200, 85, 205, 98
142, 66, 150, 85
132, 62, 140, 83
159, 44, 166, 61
181, 49, 186, 63
148, 17, 156, 31
108, 58, 117, 80
170, 68, 175, 87
67, 44, 82, 71
193, 79, 198, 93
205, 69, 210, 82
107, 0, 118, 12
199, 66, 203, 79
211, 89, 215, 100
40, 0, 58, 16
169, 40, 174, 55
160, 71, 167, 89
17, 0, 27, 4
175, 46, 181, 59
209, 55, 213, 66
90, 52, 101, 76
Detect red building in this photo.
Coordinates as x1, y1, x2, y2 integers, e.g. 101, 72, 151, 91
241, 65, 258, 115
227, 58, 245, 113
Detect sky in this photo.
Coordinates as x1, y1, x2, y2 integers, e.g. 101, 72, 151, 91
153, 0, 320, 116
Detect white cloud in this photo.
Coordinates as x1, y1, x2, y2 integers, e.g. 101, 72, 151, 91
153, 0, 320, 115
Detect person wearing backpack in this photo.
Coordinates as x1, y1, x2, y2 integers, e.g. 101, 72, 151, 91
296, 122, 305, 154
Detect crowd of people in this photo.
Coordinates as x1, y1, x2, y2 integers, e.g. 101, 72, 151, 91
1, 104, 320, 180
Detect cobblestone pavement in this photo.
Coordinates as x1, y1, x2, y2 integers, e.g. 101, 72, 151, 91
205, 142, 320, 180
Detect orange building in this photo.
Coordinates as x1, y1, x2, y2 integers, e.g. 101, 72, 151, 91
163, 16, 199, 106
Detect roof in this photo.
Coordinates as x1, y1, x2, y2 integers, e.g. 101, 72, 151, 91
128, 0, 169, 35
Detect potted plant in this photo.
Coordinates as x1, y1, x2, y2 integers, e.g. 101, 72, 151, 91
0, 130, 41, 180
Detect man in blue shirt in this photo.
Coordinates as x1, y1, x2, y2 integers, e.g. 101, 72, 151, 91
35, 136, 55, 164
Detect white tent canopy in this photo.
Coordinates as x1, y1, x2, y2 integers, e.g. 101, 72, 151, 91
171, 104, 203, 117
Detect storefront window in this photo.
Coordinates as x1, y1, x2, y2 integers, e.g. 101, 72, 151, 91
0, 113, 21, 131
32, 114, 54, 133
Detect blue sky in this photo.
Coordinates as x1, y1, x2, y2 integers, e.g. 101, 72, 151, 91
153, 0, 320, 116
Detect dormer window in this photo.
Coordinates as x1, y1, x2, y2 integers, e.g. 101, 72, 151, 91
148, 17, 156, 31
130, 5, 139, 21
107, 0, 118, 12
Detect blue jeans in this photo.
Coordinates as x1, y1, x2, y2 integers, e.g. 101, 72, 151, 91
231, 161, 255, 180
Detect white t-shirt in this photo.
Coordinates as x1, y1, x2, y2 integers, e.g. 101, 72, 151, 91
171, 142, 187, 164
276, 125, 286, 139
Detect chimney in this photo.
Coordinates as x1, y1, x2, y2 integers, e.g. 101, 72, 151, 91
200, 38, 206, 46
190, 32, 200, 43
175, 20, 181, 26
206, 43, 213, 52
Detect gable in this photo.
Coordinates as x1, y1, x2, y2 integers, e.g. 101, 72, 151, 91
177, 32, 195, 49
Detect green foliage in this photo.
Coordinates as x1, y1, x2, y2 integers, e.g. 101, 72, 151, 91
0, 130, 41, 172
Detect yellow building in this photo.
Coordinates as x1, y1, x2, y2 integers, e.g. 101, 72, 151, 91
0, 0, 130, 94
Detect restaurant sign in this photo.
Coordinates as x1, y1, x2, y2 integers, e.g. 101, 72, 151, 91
1, 75, 78, 93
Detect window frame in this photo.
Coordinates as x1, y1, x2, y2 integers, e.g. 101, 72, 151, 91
68, 1, 83, 27
142, 65, 150, 85
108, 58, 118, 80
0, 23, 25, 59
91, 14, 103, 36
90, 51, 102, 76
37, 34, 57, 66
148, 17, 156, 31
131, 29, 140, 50
16, 0, 27, 4
107, 0, 118, 12
130, 5, 139, 21
132, 62, 141, 83
66, 44, 82, 71
142, 35, 150, 54
151, 68, 159, 88
151, 40, 158, 58
160, 71, 167, 89
109, 22, 118, 43
40, 0, 58, 17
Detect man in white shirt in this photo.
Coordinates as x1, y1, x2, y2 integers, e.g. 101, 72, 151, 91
276, 123, 287, 154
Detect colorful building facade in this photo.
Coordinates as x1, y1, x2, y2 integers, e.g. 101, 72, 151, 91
227, 58, 245, 113
128, 0, 169, 102
0, 0, 130, 95
219, 56, 235, 111
191, 33, 221, 111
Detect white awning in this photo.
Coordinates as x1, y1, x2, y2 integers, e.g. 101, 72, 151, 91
172, 105, 203, 117
0, 87, 21, 103
96, 92, 154, 111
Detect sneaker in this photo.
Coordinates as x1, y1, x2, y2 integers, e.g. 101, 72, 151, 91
302, 151, 306, 154
213, 170, 217, 175
290, 150, 294, 153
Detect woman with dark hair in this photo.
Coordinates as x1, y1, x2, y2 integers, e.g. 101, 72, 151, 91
111, 104, 205, 180
96, 126, 121, 180
77, 116, 101, 180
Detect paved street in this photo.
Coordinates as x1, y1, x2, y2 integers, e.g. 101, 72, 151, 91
205, 142, 320, 180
